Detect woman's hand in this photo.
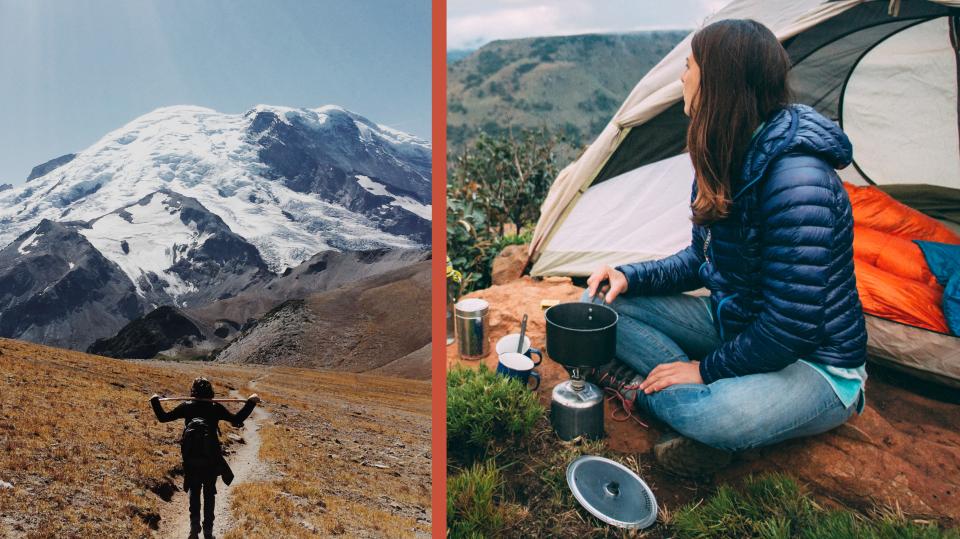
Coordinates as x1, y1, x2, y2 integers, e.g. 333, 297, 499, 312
150, 394, 160, 402
248, 393, 261, 404
638, 361, 703, 394
586, 265, 628, 303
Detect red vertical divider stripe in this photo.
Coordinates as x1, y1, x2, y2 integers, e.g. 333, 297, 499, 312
431, 0, 447, 536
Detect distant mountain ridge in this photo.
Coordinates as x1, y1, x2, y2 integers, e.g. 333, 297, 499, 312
86, 249, 430, 358
447, 31, 687, 153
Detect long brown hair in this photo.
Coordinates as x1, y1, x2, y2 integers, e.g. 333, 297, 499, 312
687, 19, 791, 225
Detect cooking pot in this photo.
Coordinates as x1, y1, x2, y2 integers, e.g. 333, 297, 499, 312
544, 301, 618, 368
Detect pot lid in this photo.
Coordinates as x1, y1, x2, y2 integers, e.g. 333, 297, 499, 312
454, 298, 489, 317
566, 455, 658, 529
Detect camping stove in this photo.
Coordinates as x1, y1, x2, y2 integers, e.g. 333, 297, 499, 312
544, 301, 618, 441
551, 368, 604, 440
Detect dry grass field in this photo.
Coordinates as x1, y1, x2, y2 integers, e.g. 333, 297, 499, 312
0, 338, 431, 538
217, 369, 432, 538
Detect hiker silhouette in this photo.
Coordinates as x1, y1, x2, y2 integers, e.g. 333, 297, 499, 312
150, 377, 260, 539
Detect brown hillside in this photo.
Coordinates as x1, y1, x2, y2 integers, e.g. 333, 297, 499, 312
0, 338, 431, 538
216, 261, 431, 376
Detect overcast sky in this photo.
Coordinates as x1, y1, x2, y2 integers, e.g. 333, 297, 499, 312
0, 0, 430, 185
448, 0, 727, 50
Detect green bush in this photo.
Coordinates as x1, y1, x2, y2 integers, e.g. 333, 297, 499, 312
475, 50, 508, 77
447, 129, 561, 292
671, 474, 959, 539
447, 365, 545, 461
447, 459, 513, 538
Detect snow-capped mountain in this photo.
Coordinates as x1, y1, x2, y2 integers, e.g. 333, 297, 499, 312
79, 190, 273, 306
0, 105, 431, 272
0, 105, 431, 350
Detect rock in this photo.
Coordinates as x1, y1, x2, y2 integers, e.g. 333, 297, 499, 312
448, 276, 960, 524
491, 244, 529, 285
27, 153, 76, 182
0, 480, 12, 489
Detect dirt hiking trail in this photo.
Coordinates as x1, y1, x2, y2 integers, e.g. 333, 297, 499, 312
160, 382, 273, 539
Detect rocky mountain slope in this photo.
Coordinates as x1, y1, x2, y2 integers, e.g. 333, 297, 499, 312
0, 105, 431, 349
86, 306, 206, 360
87, 248, 429, 361
215, 260, 430, 375
188, 247, 430, 339
0, 219, 143, 349
447, 31, 686, 153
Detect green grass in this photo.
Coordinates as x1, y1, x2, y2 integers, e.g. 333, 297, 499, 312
447, 365, 545, 462
671, 474, 958, 539
447, 459, 517, 539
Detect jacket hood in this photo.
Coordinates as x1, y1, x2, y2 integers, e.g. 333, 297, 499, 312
737, 104, 853, 198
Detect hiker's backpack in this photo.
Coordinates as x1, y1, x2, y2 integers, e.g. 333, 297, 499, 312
181, 417, 219, 471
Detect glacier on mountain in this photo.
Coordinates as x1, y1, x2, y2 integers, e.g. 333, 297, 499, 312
0, 105, 432, 273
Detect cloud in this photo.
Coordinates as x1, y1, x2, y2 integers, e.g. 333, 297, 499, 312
447, 0, 719, 50
448, 3, 592, 49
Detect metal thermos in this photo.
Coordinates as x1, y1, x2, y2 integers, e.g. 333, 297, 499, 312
551, 379, 604, 441
455, 298, 490, 360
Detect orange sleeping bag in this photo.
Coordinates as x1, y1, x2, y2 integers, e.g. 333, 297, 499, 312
844, 183, 960, 333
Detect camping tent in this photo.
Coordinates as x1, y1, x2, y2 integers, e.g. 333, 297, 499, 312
528, 0, 960, 386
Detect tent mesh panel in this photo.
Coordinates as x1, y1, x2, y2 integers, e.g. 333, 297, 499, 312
590, 1, 960, 189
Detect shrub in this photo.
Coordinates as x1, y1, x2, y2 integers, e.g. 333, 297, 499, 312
514, 61, 538, 77
447, 129, 561, 292
447, 459, 515, 538
475, 50, 508, 77
447, 365, 545, 461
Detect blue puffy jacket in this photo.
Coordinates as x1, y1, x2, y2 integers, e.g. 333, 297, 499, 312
617, 104, 867, 384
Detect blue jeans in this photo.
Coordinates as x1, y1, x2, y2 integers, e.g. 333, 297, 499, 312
580, 290, 859, 451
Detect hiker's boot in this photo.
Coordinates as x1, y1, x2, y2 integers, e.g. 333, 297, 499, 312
585, 361, 644, 415
653, 431, 732, 478
188, 526, 200, 539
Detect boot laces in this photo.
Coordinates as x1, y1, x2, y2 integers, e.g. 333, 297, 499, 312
593, 364, 648, 428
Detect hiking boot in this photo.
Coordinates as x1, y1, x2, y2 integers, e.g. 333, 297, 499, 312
653, 431, 732, 478
188, 524, 201, 539
585, 361, 644, 413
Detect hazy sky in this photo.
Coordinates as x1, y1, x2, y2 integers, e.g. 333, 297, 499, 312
0, 0, 431, 184
448, 0, 726, 50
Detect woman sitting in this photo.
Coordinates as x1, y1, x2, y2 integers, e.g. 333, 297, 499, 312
585, 18, 867, 477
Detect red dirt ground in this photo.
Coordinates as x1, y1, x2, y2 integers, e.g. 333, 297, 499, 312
447, 276, 960, 524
